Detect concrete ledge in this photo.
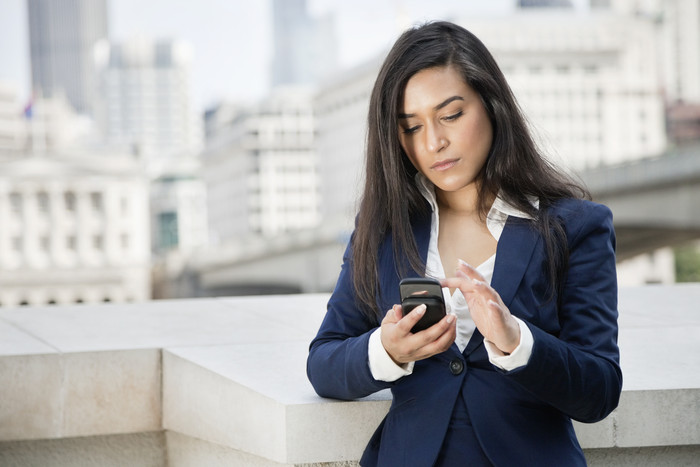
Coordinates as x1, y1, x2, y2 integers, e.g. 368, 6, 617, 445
0, 432, 166, 467
0, 349, 160, 441
1, 286, 699, 465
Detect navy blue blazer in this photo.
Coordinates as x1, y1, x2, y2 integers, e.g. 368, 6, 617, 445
307, 198, 622, 466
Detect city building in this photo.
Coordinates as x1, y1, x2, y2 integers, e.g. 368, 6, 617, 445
27, 0, 108, 115
464, 11, 667, 170
313, 57, 383, 233
202, 86, 318, 242
604, 0, 700, 105
93, 37, 206, 254
93, 37, 203, 174
0, 82, 27, 155
0, 149, 150, 307
271, 0, 337, 87
150, 157, 208, 254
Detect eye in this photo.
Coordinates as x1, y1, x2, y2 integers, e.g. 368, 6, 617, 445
402, 125, 421, 135
443, 110, 463, 122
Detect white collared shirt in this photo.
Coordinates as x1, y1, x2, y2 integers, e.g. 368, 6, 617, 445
367, 175, 536, 381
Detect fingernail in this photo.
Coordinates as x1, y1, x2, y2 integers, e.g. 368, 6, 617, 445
458, 259, 472, 269
446, 314, 456, 324
416, 304, 426, 315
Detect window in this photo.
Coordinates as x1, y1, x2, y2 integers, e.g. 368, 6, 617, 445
40, 236, 50, 252
158, 211, 179, 249
38, 192, 49, 212
93, 235, 103, 250
12, 237, 22, 252
90, 192, 103, 211
65, 192, 76, 211
67, 236, 76, 250
9, 192, 21, 213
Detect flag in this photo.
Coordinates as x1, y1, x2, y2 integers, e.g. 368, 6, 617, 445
23, 98, 33, 119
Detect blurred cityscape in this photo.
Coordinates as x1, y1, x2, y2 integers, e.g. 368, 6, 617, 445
1, 0, 700, 307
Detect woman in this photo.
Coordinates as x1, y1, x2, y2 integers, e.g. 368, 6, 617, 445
307, 21, 621, 466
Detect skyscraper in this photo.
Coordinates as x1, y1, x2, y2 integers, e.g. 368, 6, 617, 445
271, 0, 337, 87
93, 37, 202, 170
27, 0, 108, 114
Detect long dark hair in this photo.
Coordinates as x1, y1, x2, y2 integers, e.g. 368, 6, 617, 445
353, 21, 589, 319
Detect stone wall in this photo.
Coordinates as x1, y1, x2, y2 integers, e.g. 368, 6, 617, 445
1, 287, 699, 466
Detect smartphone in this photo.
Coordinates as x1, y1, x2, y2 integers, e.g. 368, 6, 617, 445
399, 277, 447, 333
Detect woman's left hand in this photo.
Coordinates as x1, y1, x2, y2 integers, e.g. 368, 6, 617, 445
441, 260, 520, 355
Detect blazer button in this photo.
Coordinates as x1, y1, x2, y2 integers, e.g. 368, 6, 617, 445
449, 359, 464, 375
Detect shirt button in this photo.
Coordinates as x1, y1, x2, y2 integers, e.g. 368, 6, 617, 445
449, 359, 464, 375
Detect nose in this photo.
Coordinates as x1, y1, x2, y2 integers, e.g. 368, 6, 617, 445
425, 123, 448, 153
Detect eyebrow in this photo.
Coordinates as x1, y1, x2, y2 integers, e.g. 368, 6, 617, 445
398, 96, 464, 119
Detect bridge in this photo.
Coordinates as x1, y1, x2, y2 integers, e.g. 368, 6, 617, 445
580, 143, 700, 261
168, 143, 700, 297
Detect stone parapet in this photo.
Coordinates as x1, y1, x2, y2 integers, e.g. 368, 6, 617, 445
1, 286, 699, 466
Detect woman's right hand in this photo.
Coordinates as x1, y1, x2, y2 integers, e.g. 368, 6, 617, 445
380, 304, 457, 364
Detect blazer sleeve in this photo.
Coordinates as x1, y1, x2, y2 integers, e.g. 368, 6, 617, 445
504, 202, 623, 423
307, 237, 394, 400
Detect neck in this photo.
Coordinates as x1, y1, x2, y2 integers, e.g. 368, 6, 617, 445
436, 183, 494, 216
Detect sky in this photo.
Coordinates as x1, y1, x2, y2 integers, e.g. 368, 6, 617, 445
0, 0, 515, 112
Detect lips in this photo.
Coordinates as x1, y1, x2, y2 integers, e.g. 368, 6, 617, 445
430, 158, 460, 171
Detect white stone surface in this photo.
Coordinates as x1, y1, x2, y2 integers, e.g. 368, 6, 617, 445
0, 432, 166, 467
163, 349, 288, 463
60, 350, 161, 437
615, 389, 700, 448
167, 430, 291, 467
0, 286, 699, 465
0, 321, 57, 356
573, 415, 615, 449
0, 349, 160, 441
163, 342, 390, 464
0, 354, 63, 440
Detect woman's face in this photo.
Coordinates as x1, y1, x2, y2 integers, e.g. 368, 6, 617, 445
398, 65, 493, 196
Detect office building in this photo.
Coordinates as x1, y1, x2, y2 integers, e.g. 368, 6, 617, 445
27, 0, 108, 114
271, 0, 337, 87
0, 148, 150, 307
0, 82, 27, 155
93, 37, 203, 173
202, 86, 318, 242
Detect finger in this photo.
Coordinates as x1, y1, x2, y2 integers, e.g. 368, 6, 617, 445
411, 312, 456, 343
381, 305, 401, 325
471, 280, 502, 304
487, 299, 510, 319
396, 304, 427, 332
413, 315, 457, 358
457, 259, 487, 282
440, 276, 475, 292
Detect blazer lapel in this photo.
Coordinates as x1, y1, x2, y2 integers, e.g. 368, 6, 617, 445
463, 216, 539, 357
491, 216, 539, 308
